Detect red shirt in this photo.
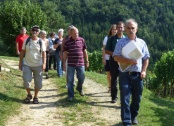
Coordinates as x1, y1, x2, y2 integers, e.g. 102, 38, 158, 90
16, 34, 29, 52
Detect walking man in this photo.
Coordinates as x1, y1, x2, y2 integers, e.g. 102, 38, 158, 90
16, 27, 29, 55
105, 21, 125, 103
63, 26, 89, 101
19, 25, 46, 104
113, 19, 150, 126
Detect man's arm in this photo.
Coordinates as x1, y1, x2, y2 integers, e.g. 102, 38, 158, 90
63, 51, 67, 71
42, 51, 46, 70
105, 50, 113, 56
19, 50, 25, 70
113, 55, 137, 65
16, 42, 20, 55
141, 58, 149, 79
83, 49, 89, 68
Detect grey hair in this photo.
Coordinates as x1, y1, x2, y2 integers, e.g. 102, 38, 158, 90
125, 18, 138, 28
70, 26, 78, 33
40, 30, 47, 35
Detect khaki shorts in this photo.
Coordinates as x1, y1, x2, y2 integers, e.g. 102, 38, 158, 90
23, 65, 43, 89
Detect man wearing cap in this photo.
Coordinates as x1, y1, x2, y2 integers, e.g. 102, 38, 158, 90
16, 27, 29, 55
19, 25, 46, 104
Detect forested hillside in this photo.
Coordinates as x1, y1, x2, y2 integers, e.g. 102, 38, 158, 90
0, 0, 174, 69
53, 0, 174, 68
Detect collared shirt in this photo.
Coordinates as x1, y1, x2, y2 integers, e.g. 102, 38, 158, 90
64, 37, 87, 67
105, 34, 125, 54
113, 36, 150, 72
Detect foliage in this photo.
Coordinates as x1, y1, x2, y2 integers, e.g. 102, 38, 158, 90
150, 51, 174, 98
87, 51, 103, 72
0, 0, 48, 55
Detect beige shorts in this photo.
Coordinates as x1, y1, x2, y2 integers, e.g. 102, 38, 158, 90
23, 65, 43, 89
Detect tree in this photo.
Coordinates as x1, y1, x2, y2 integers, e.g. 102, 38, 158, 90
0, 0, 47, 55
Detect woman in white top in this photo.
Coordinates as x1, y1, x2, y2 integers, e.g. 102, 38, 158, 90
40, 30, 50, 79
102, 24, 117, 92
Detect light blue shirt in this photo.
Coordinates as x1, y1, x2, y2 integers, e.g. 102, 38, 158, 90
113, 36, 150, 72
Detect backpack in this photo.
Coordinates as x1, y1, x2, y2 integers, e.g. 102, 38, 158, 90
26, 37, 42, 53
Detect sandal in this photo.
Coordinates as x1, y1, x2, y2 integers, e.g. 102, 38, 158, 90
33, 97, 39, 104
24, 94, 32, 104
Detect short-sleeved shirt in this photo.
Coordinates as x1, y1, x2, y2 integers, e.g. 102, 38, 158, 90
53, 38, 62, 53
16, 34, 29, 52
63, 37, 87, 67
103, 36, 110, 60
105, 35, 125, 54
113, 36, 150, 72
22, 38, 46, 67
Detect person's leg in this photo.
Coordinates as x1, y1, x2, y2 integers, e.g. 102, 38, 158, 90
119, 72, 132, 125
55, 52, 63, 77
67, 66, 75, 98
23, 65, 33, 103
106, 71, 111, 92
105, 60, 111, 92
32, 66, 42, 103
49, 55, 52, 69
109, 57, 119, 102
130, 73, 143, 121
45, 51, 49, 78
53, 54, 57, 70
76, 66, 85, 94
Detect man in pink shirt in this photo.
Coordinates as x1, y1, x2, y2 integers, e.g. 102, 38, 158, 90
16, 27, 29, 55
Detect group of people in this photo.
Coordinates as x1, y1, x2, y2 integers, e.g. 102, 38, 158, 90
17, 25, 89, 104
16, 18, 150, 126
102, 19, 150, 126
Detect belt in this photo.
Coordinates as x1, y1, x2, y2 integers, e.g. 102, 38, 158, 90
128, 71, 140, 75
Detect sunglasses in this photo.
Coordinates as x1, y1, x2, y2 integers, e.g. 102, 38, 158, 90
32, 28, 39, 32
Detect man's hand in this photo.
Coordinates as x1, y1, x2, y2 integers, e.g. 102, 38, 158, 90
102, 59, 106, 65
85, 62, 89, 69
141, 71, 146, 79
42, 63, 46, 70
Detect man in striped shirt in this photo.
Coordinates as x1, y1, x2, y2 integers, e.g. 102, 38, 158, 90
63, 26, 89, 101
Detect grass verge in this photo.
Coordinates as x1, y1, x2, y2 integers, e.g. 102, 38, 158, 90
0, 58, 25, 126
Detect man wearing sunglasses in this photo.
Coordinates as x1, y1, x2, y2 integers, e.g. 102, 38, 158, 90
19, 25, 46, 104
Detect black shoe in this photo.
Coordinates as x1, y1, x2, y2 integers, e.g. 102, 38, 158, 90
132, 118, 138, 125
111, 98, 117, 103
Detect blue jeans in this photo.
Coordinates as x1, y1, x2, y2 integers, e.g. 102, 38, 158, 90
67, 66, 85, 98
55, 52, 62, 76
119, 72, 143, 125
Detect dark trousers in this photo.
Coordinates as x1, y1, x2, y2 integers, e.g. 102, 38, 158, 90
45, 51, 49, 72
109, 56, 119, 100
49, 54, 56, 69
119, 72, 143, 125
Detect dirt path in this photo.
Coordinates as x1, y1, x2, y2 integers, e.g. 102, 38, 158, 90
3, 59, 122, 126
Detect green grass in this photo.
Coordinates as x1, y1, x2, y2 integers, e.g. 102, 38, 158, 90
0, 56, 18, 61
0, 57, 174, 126
0, 58, 25, 126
